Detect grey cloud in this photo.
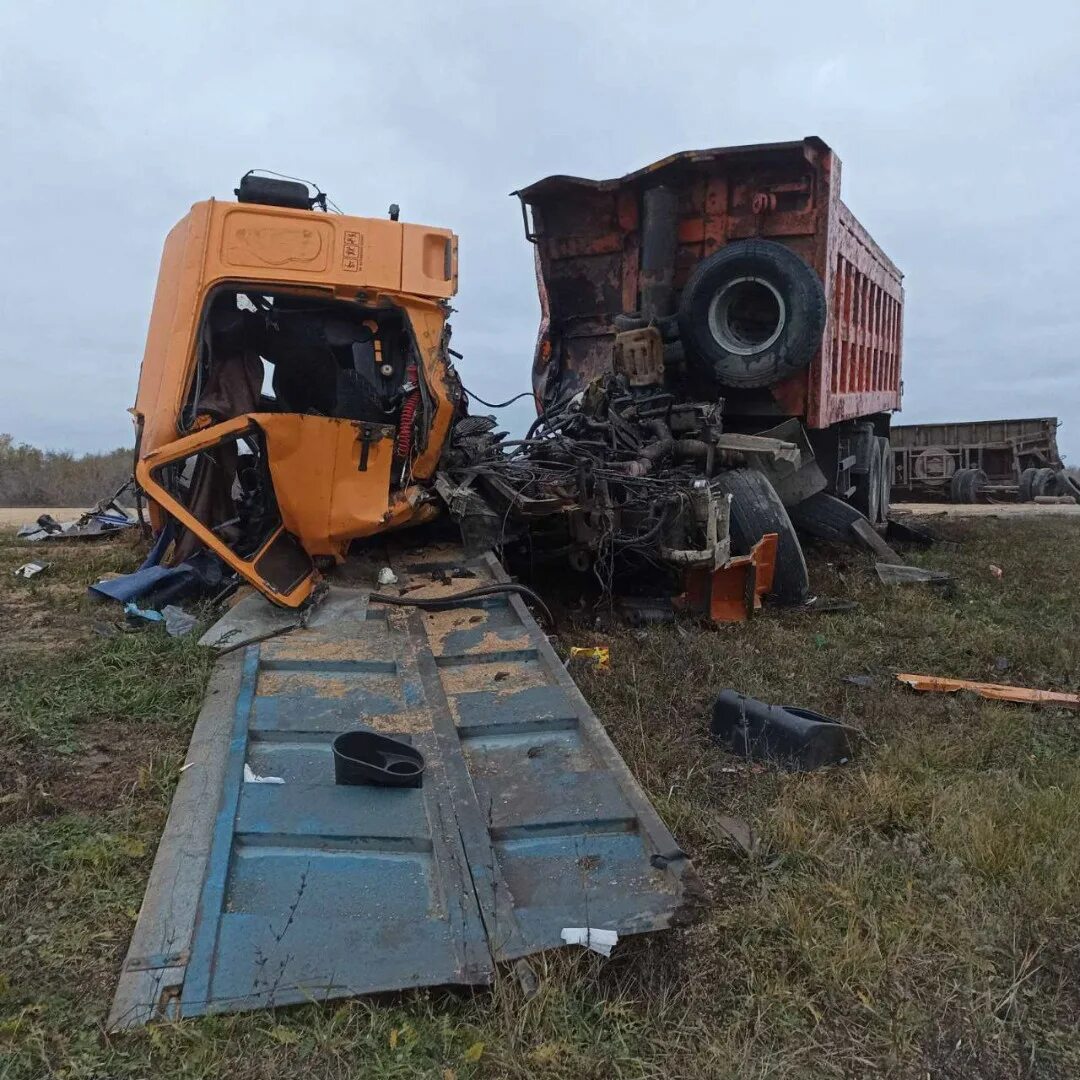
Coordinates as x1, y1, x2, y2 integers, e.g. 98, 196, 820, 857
2, 0, 1077, 457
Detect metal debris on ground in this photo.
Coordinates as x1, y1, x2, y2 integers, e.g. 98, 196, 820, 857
716, 815, 757, 857
162, 605, 199, 638
895, 673, 1080, 708
874, 562, 951, 586
18, 482, 139, 542
110, 547, 702, 1028
710, 689, 854, 770
13, 561, 48, 579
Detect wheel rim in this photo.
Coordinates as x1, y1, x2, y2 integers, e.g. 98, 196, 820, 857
707, 277, 786, 355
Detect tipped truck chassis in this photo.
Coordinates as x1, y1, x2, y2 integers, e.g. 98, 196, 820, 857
890, 417, 1064, 502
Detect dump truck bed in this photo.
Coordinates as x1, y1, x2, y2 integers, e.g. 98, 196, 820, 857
518, 136, 903, 428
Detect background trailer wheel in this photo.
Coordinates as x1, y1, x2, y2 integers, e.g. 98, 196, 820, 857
1032, 467, 1057, 498
1018, 467, 1038, 502
950, 467, 987, 503
712, 468, 809, 605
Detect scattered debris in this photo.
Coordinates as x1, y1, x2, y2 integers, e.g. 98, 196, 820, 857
123, 602, 164, 626
849, 518, 905, 564
17, 483, 138, 542
162, 605, 198, 638
243, 764, 285, 784
560, 927, 618, 957
13, 561, 48, 579
198, 588, 303, 652
885, 517, 937, 546
842, 674, 874, 689
717, 815, 758, 857
988, 564, 1004, 579
804, 597, 859, 614
875, 562, 951, 586
710, 689, 854, 770
896, 673, 1080, 708
377, 566, 399, 587
569, 646, 610, 672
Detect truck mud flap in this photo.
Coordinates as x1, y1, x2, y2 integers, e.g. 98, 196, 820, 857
110, 544, 702, 1027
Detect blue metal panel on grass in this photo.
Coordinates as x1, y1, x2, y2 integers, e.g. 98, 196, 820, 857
143, 545, 702, 1020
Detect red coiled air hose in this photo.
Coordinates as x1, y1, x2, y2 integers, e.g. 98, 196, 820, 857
396, 364, 420, 459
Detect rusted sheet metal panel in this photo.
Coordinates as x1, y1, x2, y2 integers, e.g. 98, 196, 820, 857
113, 550, 700, 1023
518, 136, 902, 429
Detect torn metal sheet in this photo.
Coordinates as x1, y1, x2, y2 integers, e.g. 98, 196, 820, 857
111, 546, 702, 1026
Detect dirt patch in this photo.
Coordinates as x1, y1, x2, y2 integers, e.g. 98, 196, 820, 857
0, 721, 181, 826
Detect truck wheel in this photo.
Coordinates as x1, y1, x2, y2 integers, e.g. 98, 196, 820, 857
678, 239, 826, 389
958, 468, 987, 503
789, 491, 865, 543
950, 467, 974, 503
852, 437, 882, 523
1032, 467, 1057, 497
711, 467, 809, 605
876, 436, 892, 523
1018, 467, 1038, 502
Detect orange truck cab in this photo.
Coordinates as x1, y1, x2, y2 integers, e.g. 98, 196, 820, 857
132, 174, 461, 606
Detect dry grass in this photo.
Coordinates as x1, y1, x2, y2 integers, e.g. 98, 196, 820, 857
1, 518, 1079, 1078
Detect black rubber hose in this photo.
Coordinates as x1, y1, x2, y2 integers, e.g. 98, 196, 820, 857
369, 583, 554, 628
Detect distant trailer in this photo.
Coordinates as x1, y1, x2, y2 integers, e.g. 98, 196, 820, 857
891, 417, 1064, 503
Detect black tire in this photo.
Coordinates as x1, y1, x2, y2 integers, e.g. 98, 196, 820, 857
950, 467, 973, 503
789, 491, 866, 543
1032, 467, 1056, 498
678, 239, 826, 389
711, 468, 809, 605
876, 436, 892, 524
852, 437, 882, 523
1018, 467, 1038, 502
960, 469, 988, 503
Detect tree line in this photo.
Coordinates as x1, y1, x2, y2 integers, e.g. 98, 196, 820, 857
0, 434, 132, 507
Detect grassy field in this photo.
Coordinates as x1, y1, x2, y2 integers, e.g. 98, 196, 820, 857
1, 518, 1078, 1079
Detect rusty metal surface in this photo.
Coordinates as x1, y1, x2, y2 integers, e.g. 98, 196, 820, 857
517, 136, 903, 430
112, 548, 702, 1023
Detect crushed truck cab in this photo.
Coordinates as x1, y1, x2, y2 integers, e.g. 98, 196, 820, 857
133, 179, 460, 606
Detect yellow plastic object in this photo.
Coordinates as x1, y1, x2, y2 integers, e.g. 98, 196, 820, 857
569, 647, 611, 672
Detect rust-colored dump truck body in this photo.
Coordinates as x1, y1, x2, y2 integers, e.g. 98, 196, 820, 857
517, 136, 903, 433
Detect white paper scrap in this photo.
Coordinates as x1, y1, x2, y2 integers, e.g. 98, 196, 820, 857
560, 927, 618, 957
244, 763, 285, 784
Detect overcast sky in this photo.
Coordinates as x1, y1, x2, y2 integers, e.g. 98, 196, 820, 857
2, 1, 1078, 458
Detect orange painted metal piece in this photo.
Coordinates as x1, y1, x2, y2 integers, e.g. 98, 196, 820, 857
679, 532, 778, 623
136, 413, 444, 607
896, 674, 1080, 709
132, 193, 459, 606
